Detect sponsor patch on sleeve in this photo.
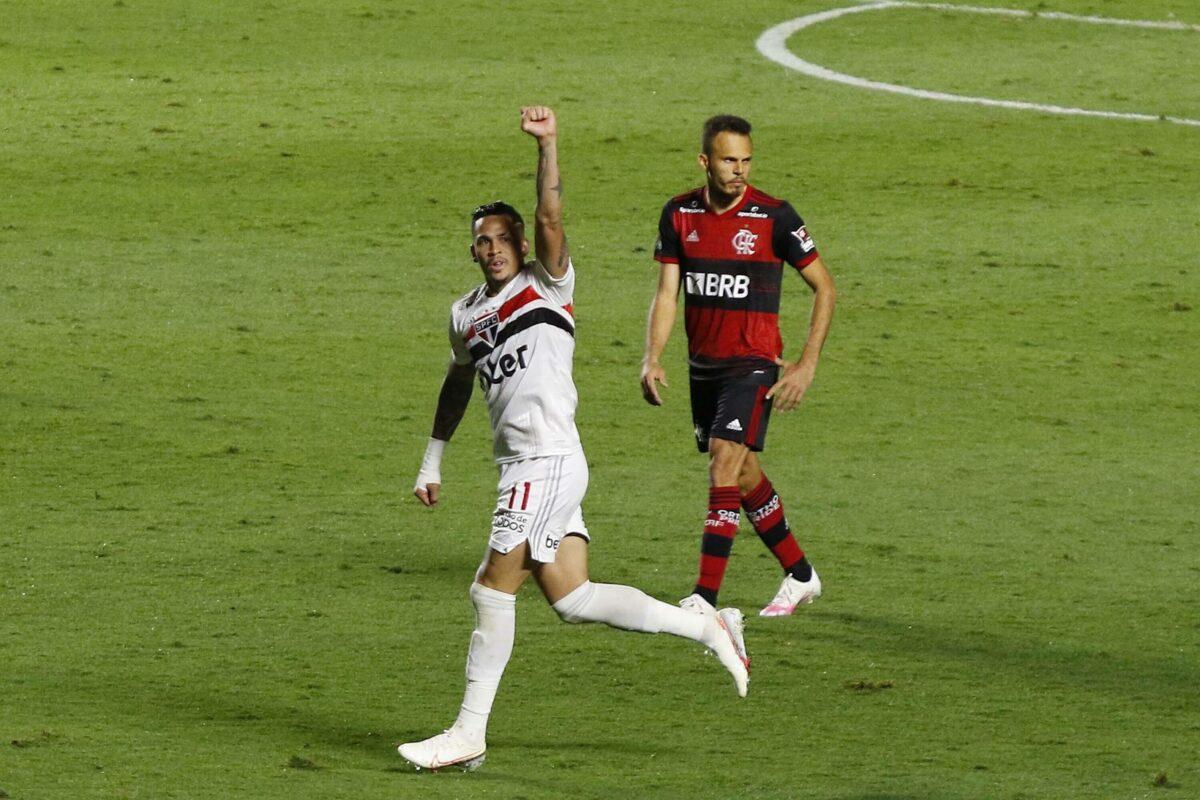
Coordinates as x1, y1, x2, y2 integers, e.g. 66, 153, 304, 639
791, 225, 816, 253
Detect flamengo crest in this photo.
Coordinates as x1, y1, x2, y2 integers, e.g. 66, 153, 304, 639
732, 228, 758, 255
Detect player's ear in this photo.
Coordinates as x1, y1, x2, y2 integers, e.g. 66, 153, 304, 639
698, 152, 709, 171
470, 244, 479, 262
519, 237, 530, 257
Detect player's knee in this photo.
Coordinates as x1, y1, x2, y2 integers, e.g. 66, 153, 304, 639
737, 458, 762, 491
552, 580, 594, 624
708, 440, 746, 484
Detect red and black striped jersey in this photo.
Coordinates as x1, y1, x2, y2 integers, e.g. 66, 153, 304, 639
654, 185, 819, 375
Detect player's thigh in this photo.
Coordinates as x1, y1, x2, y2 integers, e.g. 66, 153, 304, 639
476, 541, 534, 594
533, 534, 590, 604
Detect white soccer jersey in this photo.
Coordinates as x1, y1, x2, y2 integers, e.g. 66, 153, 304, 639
449, 260, 581, 463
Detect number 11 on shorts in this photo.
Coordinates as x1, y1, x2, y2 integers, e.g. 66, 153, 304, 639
507, 482, 531, 511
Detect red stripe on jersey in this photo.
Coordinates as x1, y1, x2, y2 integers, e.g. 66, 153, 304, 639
794, 251, 819, 270
498, 286, 544, 322
683, 306, 782, 363
562, 303, 574, 317
745, 384, 769, 445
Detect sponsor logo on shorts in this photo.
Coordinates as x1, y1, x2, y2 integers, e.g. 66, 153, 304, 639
492, 508, 531, 534
725, 419, 743, 431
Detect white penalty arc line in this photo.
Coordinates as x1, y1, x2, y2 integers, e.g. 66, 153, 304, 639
756, 1, 1200, 127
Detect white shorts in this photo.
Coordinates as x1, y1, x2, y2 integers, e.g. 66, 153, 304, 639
489, 449, 590, 563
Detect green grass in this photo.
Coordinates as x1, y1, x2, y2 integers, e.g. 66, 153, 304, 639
2, 1, 1198, 798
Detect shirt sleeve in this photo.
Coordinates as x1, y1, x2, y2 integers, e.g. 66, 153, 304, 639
448, 307, 472, 366
529, 258, 575, 305
653, 202, 681, 265
772, 202, 820, 270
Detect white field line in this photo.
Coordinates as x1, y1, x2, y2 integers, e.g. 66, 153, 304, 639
755, 1, 1200, 127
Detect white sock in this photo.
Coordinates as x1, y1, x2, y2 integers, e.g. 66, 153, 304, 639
552, 581, 707, 642
452, 582, 516, 744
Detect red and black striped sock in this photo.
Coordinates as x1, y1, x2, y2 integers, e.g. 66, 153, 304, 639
693, 486, 742, 606
742, 476, 812, 581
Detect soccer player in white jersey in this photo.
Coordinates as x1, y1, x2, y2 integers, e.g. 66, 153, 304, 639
398, 107, 750, 772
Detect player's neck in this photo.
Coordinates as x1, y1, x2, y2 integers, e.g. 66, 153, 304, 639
484, 266, 523, 296
704, 184, 746, 214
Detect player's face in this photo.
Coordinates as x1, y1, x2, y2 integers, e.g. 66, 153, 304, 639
471, 215, 527, 284
700, 132, 753, 200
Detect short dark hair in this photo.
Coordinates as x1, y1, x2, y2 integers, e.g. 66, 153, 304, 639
471, 201, 525, 235
701, 114, 752, 155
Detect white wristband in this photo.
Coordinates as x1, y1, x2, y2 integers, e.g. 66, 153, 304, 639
414, 437, 446, 490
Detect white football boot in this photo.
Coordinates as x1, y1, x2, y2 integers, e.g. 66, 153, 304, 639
706, 608, 750, 697
397, 728, 486, 772
760, 569, 822, 617
717, 607, 750, 672
680, 594, 749, 696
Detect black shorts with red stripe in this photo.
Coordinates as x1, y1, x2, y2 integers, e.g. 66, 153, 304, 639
689, 362, 777, 453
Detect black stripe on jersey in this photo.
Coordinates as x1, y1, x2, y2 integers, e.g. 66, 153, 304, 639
684, 257, 784, 285
469, 341, 492, 362
469, 307, 575, 363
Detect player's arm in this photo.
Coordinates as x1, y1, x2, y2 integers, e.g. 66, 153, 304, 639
640, 261, 680, 405
768, 257, 836, 412
414, 360, 475, 507
521, 106, 568, 278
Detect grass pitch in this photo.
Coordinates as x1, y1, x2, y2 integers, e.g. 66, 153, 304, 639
2, 1, 1198, 798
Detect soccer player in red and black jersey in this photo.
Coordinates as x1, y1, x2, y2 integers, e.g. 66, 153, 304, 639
640, 115, 836, 617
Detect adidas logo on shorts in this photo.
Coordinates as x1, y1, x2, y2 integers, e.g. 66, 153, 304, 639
725, 419, 743, 431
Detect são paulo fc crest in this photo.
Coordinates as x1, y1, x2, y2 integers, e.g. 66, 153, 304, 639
732, 228, 758, 255
472, 311, 500, 345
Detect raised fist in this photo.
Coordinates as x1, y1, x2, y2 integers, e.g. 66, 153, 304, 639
520, 106, 557, 141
